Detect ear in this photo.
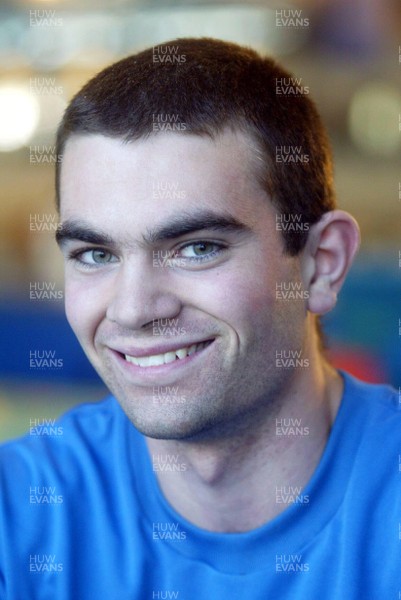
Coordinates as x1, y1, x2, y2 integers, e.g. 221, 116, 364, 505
300, 210, 360, 315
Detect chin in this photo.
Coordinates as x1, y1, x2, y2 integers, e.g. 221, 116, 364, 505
130, 419, 206, 441
122, 404, 223, 442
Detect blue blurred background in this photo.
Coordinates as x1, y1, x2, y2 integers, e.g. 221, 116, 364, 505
0, 0, 400, 440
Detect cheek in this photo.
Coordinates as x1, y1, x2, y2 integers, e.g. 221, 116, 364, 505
189, 267, 277, 327
197, 253, 300, 343
64, 276, 105, 345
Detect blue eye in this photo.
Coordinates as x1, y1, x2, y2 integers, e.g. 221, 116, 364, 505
86, 250, 115, 264
174, 241, 226, 264
179, 242, 221, 259
68, 248, 118, 268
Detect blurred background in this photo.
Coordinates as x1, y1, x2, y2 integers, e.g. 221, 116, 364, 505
0, 0, 400, 441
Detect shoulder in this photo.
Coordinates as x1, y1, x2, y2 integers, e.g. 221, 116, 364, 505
336, 373, 401, 571
1, 395, 117, 450
339, 370, 400, 486
0, 396, 147, 595
0, 396, 136, 487
341, 370, 400, 425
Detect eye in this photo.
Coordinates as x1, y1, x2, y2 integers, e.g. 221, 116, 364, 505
178, 241, 221, 258
68, 247, 118, 268
85, 249, 116, 264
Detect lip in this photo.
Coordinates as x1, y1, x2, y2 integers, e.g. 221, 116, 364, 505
107, 338, 216, 382
110, 337, 215, 359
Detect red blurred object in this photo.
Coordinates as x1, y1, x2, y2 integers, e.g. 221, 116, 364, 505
328, 346, 388, 383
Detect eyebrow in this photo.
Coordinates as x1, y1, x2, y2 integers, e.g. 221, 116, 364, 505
143, 210, 251, 244
56, 210, 251, 248
55, 221, 114, 247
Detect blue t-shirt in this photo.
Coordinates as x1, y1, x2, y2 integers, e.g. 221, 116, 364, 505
0, 371, 400, 599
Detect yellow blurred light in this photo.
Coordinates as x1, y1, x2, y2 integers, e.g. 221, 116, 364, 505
349, 83, 401, 157
0, 84, 40, 152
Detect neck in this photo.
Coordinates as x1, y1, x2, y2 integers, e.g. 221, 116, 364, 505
146, 341, 343, 533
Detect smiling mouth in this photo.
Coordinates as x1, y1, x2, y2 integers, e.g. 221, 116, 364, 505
123, 340, 213, 368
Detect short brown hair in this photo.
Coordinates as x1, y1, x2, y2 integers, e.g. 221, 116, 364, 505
56, 37, 336, 255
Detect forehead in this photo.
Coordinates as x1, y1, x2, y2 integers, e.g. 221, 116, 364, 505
59, 129, 269, 229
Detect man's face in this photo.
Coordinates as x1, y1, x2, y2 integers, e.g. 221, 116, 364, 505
58, 130, 306, 440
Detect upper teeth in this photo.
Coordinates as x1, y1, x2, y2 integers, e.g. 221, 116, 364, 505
125, 341, 209, 367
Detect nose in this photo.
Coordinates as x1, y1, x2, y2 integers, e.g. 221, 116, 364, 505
106, 258, 182, 330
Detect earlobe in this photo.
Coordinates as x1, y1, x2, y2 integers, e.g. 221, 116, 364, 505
301, 210, 360, 316
307, 275, 338, 315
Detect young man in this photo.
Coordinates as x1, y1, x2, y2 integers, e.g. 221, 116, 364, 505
1, 38, 400, 598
